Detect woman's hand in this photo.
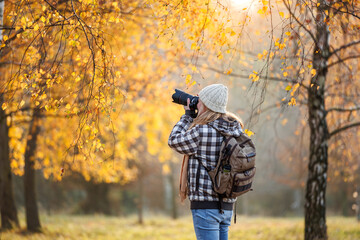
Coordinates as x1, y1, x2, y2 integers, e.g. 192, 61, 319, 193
184, 98, 190, 110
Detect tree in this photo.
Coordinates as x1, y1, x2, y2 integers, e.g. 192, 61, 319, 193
23, 108, 41, 232
2, 0, 192, 230
0, 0, 19, 230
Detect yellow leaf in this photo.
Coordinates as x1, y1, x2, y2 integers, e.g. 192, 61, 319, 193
285, 31, 291, 36
217, 52, 223, 60
3, 35, 8, 41
191, 43, 199, 50
257, 53, 263, 60
244, 129, 254, 137
288, 97, 296, 106
2, 103, 7, 110
34, 24, 39, 31
299, 68, 305, 74
292, 83, 300, 94
285, 85, 292, 91
283, 72, 288, 77
185, 75, 192, 85
226, 68, 233, 75
311, 69, 317, 77
279, 12, 284, 18
19, 100, 25, 108
40, 16, 46, 23
65, 104, 71, 110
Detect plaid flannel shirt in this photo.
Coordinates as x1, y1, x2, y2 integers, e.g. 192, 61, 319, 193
168, 114, 241, 203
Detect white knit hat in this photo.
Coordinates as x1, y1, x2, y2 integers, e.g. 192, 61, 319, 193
198, 84, 228, 113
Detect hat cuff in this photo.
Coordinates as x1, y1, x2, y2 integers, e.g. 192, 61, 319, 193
199, 95, 226, 113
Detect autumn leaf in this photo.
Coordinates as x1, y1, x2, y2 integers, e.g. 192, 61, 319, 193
1, 102, 7, 110
288, 97, 296, 106
185, 74, 192, 85
311, 69, 317, 77
244, 129, 254, 137
249, 71, 260, 82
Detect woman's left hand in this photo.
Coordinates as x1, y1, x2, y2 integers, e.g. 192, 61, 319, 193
184, 98, 190, 110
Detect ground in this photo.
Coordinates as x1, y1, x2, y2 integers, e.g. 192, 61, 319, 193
1, 215, 359, 240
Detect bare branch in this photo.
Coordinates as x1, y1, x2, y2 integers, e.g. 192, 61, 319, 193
204, 66, 309, 89
329, 122, 360, 138
327, 106, 360, 114
330, 40, 360, 57
327, 54, 360, 68
282, 0, 317, 44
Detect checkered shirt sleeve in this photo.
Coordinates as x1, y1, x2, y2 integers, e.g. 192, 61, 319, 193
168, 115, 199, 155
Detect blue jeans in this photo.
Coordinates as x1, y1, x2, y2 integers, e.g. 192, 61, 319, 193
191, 209, 233, 240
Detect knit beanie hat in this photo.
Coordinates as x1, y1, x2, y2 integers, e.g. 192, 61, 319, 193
198, 84, 228, 113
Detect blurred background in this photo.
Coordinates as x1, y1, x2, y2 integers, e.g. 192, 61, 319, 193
0, 0, 359, 238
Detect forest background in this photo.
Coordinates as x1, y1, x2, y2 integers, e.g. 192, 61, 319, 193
0, 0, 359, 239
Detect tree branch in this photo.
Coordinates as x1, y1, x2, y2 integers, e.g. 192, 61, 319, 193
330, 40, 360, 57
204, 66, 309, 89
329, 122, 360, 138
327, 106, 360, 114
327, 54, 360, 68
282, 0, 317, 44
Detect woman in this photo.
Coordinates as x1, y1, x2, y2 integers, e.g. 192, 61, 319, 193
168, 84, 244, 240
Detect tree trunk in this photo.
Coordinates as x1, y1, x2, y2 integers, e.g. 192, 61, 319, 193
305, 2, 330, 239
0, 95, 19, 229
80, 181, 111, 215
24, 109, 41, 232
137, 173, 144, 225
357, 186, 360, 222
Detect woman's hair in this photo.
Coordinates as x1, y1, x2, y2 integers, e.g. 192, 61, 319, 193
189, 108, 244, 129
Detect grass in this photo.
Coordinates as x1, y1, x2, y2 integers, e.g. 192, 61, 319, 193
1, 215, 359, 240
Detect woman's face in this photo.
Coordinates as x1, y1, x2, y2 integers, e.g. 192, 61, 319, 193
197, 99, 207, 116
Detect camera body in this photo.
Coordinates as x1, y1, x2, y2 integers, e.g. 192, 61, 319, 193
172, 89, 199, 118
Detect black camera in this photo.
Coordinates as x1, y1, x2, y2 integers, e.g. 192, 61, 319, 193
172, 89, 199, 118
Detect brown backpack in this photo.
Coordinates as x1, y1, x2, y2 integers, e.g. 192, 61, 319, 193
205, 131, 256, 199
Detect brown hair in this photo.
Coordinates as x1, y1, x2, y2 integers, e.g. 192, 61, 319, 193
189, 109, 244, 130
